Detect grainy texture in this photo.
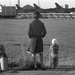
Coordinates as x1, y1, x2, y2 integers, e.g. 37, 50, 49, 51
0, 18, 75, 66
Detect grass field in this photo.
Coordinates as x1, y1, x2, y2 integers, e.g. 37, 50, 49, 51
0, 18, 75, 67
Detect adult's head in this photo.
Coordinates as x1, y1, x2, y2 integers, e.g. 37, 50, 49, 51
33, 11, 40, 19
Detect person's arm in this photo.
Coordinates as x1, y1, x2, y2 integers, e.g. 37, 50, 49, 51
41, 23, 47, 38
49, 45, 53, 53
57, 45, 59, 54
28, 24, 33, 38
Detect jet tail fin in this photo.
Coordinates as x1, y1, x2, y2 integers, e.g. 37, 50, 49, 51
16, 4, 21, 9
33, 3, 40, 9
55, 3, 63, 9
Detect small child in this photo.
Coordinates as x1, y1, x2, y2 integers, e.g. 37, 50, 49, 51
49, 38, 59, 69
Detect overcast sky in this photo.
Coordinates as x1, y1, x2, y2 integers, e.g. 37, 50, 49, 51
0, 0, 75, 8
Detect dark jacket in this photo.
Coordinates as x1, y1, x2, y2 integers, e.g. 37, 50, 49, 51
50, 44, 59, 54
28, 19, 47, 53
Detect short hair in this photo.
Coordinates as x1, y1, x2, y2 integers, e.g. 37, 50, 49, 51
52, 38, 58, 45
33, 11, 40, 19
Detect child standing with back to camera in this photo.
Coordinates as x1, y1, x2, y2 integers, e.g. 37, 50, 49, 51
49, 38, 59, 69
28, 11, 47, 70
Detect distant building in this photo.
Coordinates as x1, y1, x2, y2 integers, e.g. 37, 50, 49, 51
23, 4, 34, 13
23, 4, 34, 10
16, 4, 34, 13
65, 4, 68, 9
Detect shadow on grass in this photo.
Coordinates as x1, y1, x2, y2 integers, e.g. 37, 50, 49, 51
8, 59, 42, 73
4, 60, 75, 73
8, 67, 75, 73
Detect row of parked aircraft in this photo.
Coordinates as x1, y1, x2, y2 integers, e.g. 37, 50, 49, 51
16, 3, 75, 13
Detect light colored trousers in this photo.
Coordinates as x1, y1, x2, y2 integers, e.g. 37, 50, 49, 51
49, 53, 58, 68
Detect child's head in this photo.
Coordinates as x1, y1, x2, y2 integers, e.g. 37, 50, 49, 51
33, 11, 40, 19
52, 38, 58, 45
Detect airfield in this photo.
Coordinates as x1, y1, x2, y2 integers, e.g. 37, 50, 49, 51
0, 18, 75, 75
16, 13, 75, 19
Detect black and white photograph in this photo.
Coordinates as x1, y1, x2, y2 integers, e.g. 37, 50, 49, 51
0, 0, 75, 75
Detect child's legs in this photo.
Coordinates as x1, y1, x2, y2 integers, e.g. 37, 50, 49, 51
53, 56, 58, 68
55, 56, 58, 68
39, 52, 43, 67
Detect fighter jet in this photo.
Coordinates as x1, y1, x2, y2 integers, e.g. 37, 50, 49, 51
55, 2, 75, 13
16, 4, 35, 13
33, 3, 56, 13
16, 4, 25, 13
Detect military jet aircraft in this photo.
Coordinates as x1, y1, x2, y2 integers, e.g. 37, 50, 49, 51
16, 4, 35, 13
33, 3, 56, 13
34, 3, 75, 13
55, 2, 75, 13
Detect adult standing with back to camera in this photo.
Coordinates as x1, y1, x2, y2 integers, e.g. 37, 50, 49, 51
28, 11, 47, 69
